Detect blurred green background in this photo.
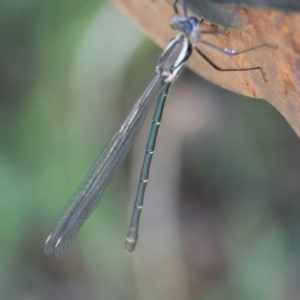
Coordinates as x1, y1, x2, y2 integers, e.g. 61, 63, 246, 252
1, 0, 300, 299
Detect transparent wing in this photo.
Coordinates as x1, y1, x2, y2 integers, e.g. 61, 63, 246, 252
44, 74, 167, 257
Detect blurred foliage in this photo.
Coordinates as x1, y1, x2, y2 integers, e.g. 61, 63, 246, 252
0, 0, 300, 300
0, 1, 142, 299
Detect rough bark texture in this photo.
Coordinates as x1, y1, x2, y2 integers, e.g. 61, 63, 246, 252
113, 0, 300, 137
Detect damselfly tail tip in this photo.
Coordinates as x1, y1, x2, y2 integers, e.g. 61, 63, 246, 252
124, 231, 138, 252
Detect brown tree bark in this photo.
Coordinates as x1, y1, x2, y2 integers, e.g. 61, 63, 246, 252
113, 0, 300, 137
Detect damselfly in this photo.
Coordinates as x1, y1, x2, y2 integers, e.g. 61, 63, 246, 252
44, 0, 276, 257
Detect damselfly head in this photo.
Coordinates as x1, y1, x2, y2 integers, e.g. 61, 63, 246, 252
169, 14, 201, 45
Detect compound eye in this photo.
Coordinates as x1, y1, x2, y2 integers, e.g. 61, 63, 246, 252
182, 21, 193, 35
169, 15, 182, 30
189, 16, 199, 27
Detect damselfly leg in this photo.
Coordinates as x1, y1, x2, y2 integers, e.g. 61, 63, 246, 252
172, 0, 277, 82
